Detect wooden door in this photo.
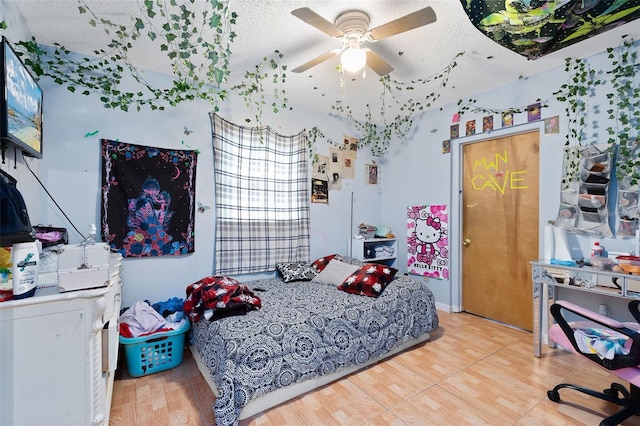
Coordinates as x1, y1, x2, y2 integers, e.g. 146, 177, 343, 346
462, 131, 539, 331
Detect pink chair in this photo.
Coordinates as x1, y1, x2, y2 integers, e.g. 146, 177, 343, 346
548, 299, 640, 425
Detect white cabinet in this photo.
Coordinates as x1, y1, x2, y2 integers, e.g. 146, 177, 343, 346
0, 254, 122, 426
352, 238, 397, 267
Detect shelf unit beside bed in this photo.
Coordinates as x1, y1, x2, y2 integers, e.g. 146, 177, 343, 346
352, 237, 397, 267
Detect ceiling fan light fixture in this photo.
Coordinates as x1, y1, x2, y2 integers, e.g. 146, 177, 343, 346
341, 47, 366, 73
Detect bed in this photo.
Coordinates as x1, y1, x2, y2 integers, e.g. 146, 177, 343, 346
188, 260, 439, 426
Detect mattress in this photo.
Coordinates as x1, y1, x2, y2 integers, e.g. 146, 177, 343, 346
189, 274, 439, 425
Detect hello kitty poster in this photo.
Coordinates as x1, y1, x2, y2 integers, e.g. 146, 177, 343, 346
407, 205, 449, 279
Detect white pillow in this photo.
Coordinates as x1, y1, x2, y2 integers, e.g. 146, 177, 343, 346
312, 259, 359, 286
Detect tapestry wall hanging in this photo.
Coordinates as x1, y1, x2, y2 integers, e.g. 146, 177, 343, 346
101, 139, 197, 257
461, 0, 640, 59
407, 204, 449, 279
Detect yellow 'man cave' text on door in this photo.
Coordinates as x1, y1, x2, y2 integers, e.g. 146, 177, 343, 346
470, 149, 528, 194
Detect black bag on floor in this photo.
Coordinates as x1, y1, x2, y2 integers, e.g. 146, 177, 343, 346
0, 170, 35, 246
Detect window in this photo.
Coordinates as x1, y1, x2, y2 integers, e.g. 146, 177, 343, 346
211, 114, 310, 275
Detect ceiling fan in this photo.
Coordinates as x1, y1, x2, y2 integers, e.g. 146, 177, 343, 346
290, 6, 437, 77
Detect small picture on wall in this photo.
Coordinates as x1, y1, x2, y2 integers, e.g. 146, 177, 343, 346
450, 124, 459, 139
311, 179, 328, 204
527, 102, 541, 122
544, 115, 560, 134
342, 155, 355, 179
329, 171, 342, 190
329, 147, 341, 165
442, 139, 451, 154
502, 111, 514, 127
343, 135, 358, 158
465, 120, 476, 136
313, 154, 329, 180
329, 147, 343, 190
482, 115, 493, 132
366, 163, 378, 185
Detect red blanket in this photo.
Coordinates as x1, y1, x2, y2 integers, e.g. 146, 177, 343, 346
184, 276, 261, 322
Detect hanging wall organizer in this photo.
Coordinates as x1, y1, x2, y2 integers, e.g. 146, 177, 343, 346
555, 144, 613, 237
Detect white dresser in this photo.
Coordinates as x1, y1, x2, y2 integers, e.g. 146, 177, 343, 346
0, 254, 122, 426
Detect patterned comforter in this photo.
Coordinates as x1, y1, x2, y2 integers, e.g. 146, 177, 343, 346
189, 275, 439, 426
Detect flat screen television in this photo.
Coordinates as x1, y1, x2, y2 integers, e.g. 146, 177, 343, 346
1, 36, 43, 158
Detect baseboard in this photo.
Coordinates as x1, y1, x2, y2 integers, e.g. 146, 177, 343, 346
435, 301, 454, 313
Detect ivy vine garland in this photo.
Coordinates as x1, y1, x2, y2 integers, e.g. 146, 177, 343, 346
10, 0, 236, 112
1, 1, 637, 166
230, 50, 290, 125
606, 38, 640, 186
554, 56, 603, 187
310, 51, 464, 157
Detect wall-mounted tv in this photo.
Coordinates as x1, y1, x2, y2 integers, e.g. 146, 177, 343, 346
1, 36, 43, 159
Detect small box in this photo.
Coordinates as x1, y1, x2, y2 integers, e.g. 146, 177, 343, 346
616, 255, 640, 275
57, 243, 111, 292
616, 255, 640, 266
359, 225, 376, 239
120, 321, 191, 377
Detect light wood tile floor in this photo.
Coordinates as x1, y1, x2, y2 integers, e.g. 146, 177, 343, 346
109, 310, 640, 425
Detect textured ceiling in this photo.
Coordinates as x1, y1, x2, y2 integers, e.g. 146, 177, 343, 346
12, 0, 640, 117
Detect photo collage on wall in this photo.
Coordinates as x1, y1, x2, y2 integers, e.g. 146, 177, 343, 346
311, 135, 358, 204
444, 102, 545, 153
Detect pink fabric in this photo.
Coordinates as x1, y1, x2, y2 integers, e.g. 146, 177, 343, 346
555, 300, 625, 329
549, 302, 640, 386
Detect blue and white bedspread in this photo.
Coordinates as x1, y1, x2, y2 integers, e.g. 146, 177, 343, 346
190, 275, 439, 426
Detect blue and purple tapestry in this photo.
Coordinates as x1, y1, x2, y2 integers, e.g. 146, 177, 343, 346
101, 139, 197, 257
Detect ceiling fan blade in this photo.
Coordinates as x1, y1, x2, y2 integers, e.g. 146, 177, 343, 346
292, 49, 341, 73
364, 49, 393, 76
291, 8, 343, 38
368, 6, 437, 41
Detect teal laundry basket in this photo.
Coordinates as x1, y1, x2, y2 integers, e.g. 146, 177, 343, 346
120, 321, 191, 377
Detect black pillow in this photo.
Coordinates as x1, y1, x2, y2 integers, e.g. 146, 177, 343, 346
276, 262, 317, 283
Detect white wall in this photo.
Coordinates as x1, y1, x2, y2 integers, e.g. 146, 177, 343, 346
380, 41, 639, 314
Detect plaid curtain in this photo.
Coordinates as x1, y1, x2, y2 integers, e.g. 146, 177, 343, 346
211, 113, 310, 275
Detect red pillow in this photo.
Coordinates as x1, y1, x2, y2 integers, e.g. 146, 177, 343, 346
338, 264, 398, 297
311, 254, 342, 273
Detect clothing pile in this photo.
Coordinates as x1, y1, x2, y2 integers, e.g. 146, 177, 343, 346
375, 245, 395, 258
183, 275, 262, 322
119, 299, 187, 338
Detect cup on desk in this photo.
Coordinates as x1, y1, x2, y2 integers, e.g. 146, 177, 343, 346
598, 304, 609, 317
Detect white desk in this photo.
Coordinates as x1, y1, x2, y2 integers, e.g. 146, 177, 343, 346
531, 260, 640, 357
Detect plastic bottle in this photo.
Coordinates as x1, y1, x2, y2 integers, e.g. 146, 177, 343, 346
590, 241, 604, 258
11, 241, 40, 299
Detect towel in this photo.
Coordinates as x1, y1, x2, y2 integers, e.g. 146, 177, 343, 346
574, 327, 630, 360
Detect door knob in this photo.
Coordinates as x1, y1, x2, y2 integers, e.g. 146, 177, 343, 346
463, 238, 471, 247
